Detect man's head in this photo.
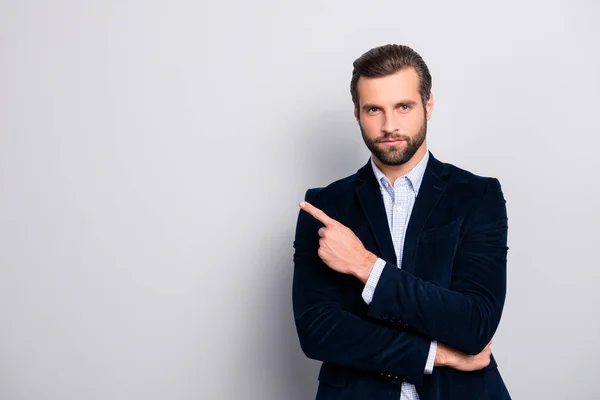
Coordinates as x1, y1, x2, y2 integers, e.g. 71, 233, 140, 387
351, 44, 434, 166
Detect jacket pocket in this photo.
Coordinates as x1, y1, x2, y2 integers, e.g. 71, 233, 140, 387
420, 218, 462, 243
414, 218, 463, 286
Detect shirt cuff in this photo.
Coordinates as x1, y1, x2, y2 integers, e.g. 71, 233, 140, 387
361, 257, 387, 304
424, 340, 437, 375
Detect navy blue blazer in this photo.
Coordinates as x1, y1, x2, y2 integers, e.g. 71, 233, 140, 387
292, 152, 511, 400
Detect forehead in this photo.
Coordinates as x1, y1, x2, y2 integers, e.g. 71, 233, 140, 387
357, 67, 421, 106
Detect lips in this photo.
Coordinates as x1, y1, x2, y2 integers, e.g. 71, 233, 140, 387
380, 139, 405, 145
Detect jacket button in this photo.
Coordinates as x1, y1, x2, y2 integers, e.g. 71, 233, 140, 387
390, 316, 396, 322
403, 323, 409, 328
382, 313, 389, 320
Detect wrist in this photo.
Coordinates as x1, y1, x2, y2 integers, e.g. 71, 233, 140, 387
434, 343, 451, 367
355, 250, 377, 283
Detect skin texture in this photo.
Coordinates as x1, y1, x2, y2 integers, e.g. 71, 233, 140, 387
298, 67, 492, 372
355, 68, 432, 185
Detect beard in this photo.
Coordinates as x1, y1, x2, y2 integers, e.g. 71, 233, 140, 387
360, 116, 427, 166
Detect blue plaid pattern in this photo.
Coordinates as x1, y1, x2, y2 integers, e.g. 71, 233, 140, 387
361, 151, 437, 399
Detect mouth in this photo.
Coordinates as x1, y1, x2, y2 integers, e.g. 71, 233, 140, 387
379, 139, 406, 146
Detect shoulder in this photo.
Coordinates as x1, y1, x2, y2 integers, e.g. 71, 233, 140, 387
440, 159, 502, 196
438, 159, 506, 214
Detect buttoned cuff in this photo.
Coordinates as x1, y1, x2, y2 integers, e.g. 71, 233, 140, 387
361, 258, 387, 304
424, 340, 437, 375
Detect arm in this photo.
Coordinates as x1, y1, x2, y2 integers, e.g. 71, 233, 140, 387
362, 259, 434, 375
364, 178, 508, 355
293, 188, 432, 386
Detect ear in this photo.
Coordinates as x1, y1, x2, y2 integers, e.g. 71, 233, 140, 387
354, 107, 359, 122
425, 91, 435, 120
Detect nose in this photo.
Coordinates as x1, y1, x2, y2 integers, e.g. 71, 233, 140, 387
381, 114, 399, 134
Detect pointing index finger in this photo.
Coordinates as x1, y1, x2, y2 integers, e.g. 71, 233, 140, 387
299, 201, 337, 226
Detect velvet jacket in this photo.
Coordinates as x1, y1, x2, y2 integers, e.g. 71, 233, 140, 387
292, 152, 511, 400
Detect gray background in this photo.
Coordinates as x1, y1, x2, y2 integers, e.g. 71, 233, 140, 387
1, 1, 599, 399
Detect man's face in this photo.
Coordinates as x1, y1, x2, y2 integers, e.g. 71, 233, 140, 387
355, 68, 433, 166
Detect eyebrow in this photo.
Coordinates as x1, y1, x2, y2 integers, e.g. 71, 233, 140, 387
361, 100, 419, 111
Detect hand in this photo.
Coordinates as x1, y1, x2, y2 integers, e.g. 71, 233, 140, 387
435, 340, 493, 371
299, 200, 377, 282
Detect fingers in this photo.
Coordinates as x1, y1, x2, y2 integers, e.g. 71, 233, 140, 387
299, 201, 337, 227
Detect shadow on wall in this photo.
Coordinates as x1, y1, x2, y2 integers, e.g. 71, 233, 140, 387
247, 115, 365, 399
297, 112, 366, 187
266, 237, 320, 400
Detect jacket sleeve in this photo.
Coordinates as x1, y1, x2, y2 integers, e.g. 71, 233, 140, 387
364, 178, 509, 355
292, 188, 432, 386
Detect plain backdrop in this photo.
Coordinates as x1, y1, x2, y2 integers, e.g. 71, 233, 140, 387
1, 1, 599, 399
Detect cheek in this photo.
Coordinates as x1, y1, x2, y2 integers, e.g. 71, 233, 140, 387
404, 114, 424, 133
360, 118, 381, 136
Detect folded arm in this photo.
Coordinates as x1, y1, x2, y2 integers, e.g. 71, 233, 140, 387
293, 188, 434, 386
364, 178, 508, 355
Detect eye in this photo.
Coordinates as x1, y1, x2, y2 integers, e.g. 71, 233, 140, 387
368, 107, 380, 114
398, 104, 411, 111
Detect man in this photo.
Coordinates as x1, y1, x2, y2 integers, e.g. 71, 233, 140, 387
292, 44, 511, 399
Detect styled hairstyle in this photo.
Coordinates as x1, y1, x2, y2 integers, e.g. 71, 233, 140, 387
350, 44, 432, 112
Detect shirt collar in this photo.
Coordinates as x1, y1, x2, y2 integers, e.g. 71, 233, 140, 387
370, 150, 430, 195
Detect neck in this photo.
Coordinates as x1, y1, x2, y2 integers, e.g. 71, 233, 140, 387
372, 143, 428, 185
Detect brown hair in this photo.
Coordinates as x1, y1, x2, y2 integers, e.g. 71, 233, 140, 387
350, 44, 432, 112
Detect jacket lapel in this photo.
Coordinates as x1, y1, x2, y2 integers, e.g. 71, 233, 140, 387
355, 161, 396, 264
402, 153, 448, 274
354, 152, 449, 274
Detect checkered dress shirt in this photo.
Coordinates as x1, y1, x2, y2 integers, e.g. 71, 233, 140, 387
361, 151, 437, 400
